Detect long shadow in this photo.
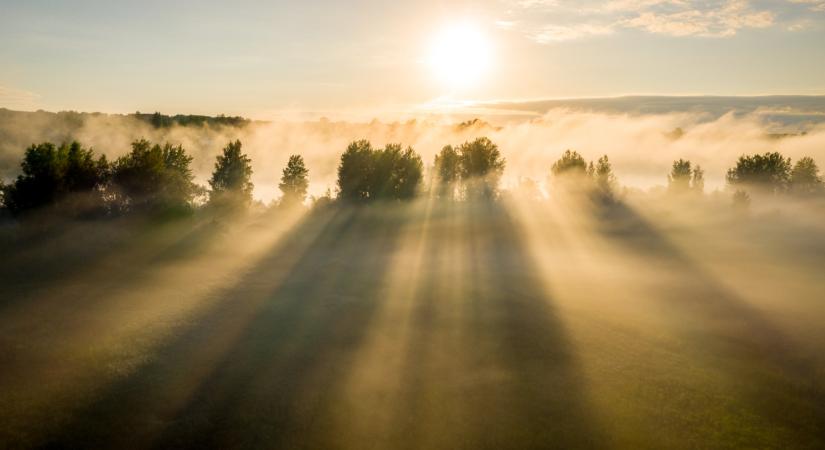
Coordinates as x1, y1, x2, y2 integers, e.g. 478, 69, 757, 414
0, 213, 224, 313
389, 200, 605, 449
595, 200, 825, 446
42, 203, 408, 449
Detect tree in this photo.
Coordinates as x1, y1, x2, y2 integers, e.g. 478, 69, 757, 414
551, 150, 588, 178
279, 154, 310, 205
337, 140, 375, 201
458, 137, 505, 198
2, 142, 109, 215
209, 140, 253, 206
692, 165, 705, 193
668, 159, 704, 194
726, 152, 791, 194
434, 145, 460, 199
593, 155, 617, 198
668, 159, 693, 192
111, 139, 197, 212
373, 144, 423, 200
789, 156, 822, 196
336, 140, 423, 202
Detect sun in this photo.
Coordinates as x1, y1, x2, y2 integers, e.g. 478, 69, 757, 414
427, 22, 491, 90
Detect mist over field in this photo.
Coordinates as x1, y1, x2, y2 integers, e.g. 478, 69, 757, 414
3, 0, 825, 445
3, 96, 825, 202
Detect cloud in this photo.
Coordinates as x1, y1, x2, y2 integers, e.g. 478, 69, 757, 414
498, 0, 815, 42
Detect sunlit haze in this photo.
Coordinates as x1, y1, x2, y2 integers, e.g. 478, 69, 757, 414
2, 1, 825, 449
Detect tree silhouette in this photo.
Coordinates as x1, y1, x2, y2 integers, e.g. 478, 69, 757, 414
337, 140, 375, 202
726, 152, 791, 194
336, 140, 423, 201
691, 165, 705, 193
434, 145, 460, 199
593, 155, 617, 199
1, 142, 109, 215
668, 159, 704, 194
789, 156, 822, 196
458, 137, 505, 199
279, 154, 309, 206
551, 150, 588, 178
209, 140, 253, 207
668, 159, 692, 192
111, 139, 197, 212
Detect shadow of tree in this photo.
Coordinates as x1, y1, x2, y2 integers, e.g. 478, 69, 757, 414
594, 200, 825, 446
42, 204, 407, 449
385, 200, 605, 449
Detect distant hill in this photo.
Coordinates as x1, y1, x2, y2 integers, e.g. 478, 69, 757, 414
486, 95, 825, 129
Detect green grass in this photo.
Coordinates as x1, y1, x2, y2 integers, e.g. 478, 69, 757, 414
1, 198, 824, 449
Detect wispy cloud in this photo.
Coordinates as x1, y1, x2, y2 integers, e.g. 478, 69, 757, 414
498, 0, 820, 43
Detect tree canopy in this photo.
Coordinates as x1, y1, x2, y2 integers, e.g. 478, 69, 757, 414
111, 139, 198, 212
279, 155, 310, 206
551, 150, 588, 178
337, 140, 423, 202
457, 137, 506, 199
668, 159, 704, 194
789, 156, 822, 196
1, 142, 109, 215
209, 140, 254, 207
726, 152, 791, 194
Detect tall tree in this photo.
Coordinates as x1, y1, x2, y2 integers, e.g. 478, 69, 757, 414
209, 140, 254, 206
279, 154, 310, 205
434, 145, 460, 199
668, 159, 693, 192
691, 165, 705, 193
337, 140, 374, 201
789, 156, 822, 196
593, 155, 617, 198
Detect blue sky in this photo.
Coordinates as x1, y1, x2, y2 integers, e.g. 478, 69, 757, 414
1, 0, 824, 117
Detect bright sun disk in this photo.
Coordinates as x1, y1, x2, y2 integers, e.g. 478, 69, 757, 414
428, 22, 491, 90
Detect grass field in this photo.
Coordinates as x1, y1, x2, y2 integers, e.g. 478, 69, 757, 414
1, 196, 824, 449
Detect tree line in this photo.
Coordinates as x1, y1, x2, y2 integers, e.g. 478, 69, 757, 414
1, 136, 822, 218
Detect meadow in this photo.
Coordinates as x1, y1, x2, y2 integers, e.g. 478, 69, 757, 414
1, 191, 824, 449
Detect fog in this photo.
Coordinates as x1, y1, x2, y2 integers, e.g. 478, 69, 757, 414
2, 104, 825, 448
2, 107, 824, 202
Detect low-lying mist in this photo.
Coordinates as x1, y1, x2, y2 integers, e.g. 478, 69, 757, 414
2, 108, 824, 202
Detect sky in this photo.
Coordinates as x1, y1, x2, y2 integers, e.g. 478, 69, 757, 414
1, 0, 824, 118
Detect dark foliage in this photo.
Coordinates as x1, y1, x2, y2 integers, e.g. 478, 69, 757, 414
133, 111, 251, 128
209, 140, 254, 207
279, 155, 310, 206
111, 139, 198, 213
457, 137, 506, 198
1, 142, 109, 215
337, 140, 423, 202
726, 152, 791, 194
789, 156, 823, 196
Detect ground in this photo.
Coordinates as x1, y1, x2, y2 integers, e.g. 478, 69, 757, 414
1, 196, 824, 449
